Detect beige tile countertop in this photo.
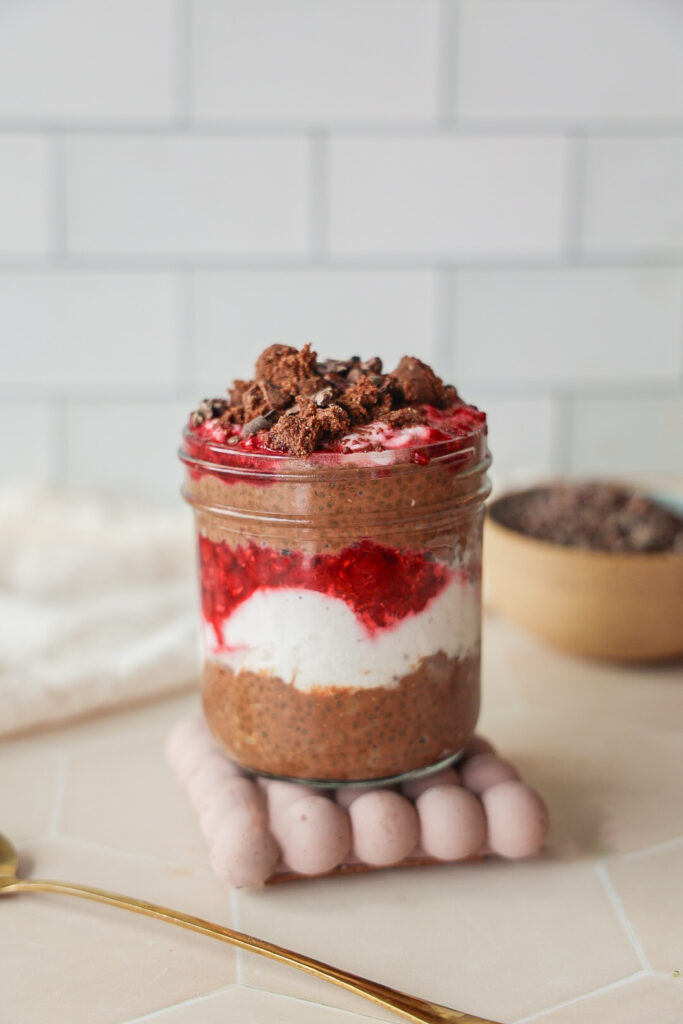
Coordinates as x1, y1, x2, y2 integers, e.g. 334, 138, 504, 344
1, 614, 682, 1024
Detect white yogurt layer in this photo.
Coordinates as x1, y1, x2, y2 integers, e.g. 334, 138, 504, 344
203, 577, 480, 692
338, 420, 434, 453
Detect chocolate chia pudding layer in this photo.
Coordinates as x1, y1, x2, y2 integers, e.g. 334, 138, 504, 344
181, 344, 491, 784
202, 652, 480, 782
186, 452, 487, 559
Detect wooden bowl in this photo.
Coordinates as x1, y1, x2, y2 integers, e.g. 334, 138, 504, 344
484, 491, 683, 662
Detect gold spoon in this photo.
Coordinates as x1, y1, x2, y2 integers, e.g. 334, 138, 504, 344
0, 831, 499, 1024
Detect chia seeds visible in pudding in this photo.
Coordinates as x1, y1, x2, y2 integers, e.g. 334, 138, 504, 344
180, 346, 491, 783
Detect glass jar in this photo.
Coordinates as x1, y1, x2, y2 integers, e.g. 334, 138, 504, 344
180, 426, 491, 786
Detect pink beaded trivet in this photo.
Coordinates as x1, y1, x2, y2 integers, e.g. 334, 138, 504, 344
166, 718, 549, 888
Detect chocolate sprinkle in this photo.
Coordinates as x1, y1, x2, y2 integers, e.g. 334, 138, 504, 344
242, 414, 273, 437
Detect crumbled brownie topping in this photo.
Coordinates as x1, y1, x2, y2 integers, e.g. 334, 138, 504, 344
385, 406, 424, 429
267, 397, 351, 454
337, 376, 382, 426
190, 397, 229, 427
242, 379, 289, 421
255, 343, 318, 394
190, 344, 464, 456
493, 483, 683, 554
391, 356, 447, 406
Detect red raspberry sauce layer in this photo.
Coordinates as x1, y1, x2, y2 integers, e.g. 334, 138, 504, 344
199, 536, 455, 642
183, 402, 486, 480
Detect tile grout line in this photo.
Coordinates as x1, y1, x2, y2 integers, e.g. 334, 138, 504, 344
563, 133, 586, 259
308, 131, 329, 262
236, 983, 390, 1021
48, 132, 68, 259
119, 983, 239, 1024
512, 969, 650, 1024
4, 118, 683, 135
47, 832, 219, 882
121, 983, 389, 1024
618, 833, 683, 862
0, 253, 681, 271
595, 860, 652, 972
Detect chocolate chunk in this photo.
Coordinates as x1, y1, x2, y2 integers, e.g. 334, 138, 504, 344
360, 357, 383, 374
313, 387, 336, 408
242, 379, 288, 420
385, 407, 423, 429
190, 396, 227, 426
242, 414, 272, 437
255, 343, 318, 394
229, 380, 249, 407
262, 379, 289, 411
266, 397, 350, 456
316, 356, 382, 381
210, 398, 228, 417
266, 404, 322, 456
321, 371, 349, 391
316, 358, 351, 377
441, 384, 460, 405
219, 405, 245, 427
242, 381, 270, 420
338, 376, 380, 426
390, 356, 446, 406
297, 376, 328, 398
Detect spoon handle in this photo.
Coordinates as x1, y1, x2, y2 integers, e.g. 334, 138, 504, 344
1, 876, 497, 1024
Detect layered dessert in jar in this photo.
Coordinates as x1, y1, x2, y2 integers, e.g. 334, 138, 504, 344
180, 345, 491, 784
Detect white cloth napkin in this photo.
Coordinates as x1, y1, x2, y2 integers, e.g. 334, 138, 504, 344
0, 486, 200, 737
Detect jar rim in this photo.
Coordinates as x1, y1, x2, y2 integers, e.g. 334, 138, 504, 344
179, 423, 489, 480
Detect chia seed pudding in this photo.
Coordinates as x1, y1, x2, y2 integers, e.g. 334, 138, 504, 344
180, 346, 491, 784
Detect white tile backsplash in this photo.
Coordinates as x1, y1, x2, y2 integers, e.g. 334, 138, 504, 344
582, 137, 683, 255
193, 270, 438, 390
0, 0, 176, 123
456, 0, 683, 123
0, 272, 180, 392
0, 136, 52, 256
570, 396, 683, 477
65, 401, 191, 502
66, 136, 311, 258
453, 268, 683, 387
0, 403, 59, 485
192, 0, 439, 124
0, 0, 681, 498
472, 396, 557, 480
328, 136, 568, 258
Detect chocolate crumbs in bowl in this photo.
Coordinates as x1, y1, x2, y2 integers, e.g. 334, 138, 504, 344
491, 482, 683, 555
